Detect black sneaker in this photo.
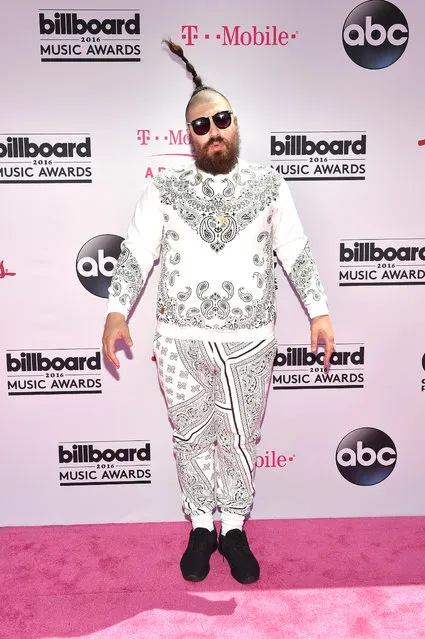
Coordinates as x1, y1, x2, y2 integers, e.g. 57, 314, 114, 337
218, 529, 260, 584
180, 527, 218, 582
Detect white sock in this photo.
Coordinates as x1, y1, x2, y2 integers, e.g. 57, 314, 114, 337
220, 511, 245, 536
191, 512, 215, 532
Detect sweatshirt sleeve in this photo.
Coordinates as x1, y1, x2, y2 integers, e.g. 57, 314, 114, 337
272, 178, 329, 319
106, 181, 164, 319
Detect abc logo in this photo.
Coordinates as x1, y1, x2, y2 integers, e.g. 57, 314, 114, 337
336, 427, 397, 485
76, 234, 124, 298
343, 0, 408, 69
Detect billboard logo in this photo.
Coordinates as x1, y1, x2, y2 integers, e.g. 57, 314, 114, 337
58, 440, 151, 486
39, 10, 141, 62
273, 343, 365, 390
271, 131, 366, 181
0, 135, 92, 184
6, 349, 102, 396
339, 239, 425, 286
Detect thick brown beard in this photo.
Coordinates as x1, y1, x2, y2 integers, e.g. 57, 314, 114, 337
193, 133, 240, 175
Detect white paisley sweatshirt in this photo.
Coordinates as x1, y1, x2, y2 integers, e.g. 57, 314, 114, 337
106, 159, 328, 342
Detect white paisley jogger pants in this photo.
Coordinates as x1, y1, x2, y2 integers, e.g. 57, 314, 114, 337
154, 335, 277, 517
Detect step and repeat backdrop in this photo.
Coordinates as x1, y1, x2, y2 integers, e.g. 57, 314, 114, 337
1, 0, 425, 526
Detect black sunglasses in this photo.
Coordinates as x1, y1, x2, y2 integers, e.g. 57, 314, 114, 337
187, 110, 233, 136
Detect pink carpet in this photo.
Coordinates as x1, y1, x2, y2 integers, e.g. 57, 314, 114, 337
1, 517, 425, 638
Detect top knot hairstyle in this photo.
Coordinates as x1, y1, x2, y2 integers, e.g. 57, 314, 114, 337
162, 38, 230, 121
163, 38, 203, 89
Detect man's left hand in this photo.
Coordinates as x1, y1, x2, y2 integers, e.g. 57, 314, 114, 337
310, 315, 335, 369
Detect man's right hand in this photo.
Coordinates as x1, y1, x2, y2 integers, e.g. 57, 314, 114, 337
102, 312, 133, 368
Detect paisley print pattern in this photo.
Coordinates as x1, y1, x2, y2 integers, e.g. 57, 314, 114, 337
107, 161, 327, 328
154, 335, 277, 515
289, 242, 325, 305
153, 164, 281, 252
109, 245, 144, 308
156, 227, 276, 332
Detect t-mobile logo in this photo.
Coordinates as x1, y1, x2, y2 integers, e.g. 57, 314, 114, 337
181, 24, 298, 47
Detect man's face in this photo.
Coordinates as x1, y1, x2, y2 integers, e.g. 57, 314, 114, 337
187, 96, 239, 175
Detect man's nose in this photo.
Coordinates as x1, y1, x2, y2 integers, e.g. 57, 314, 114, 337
209, 120, 221, 137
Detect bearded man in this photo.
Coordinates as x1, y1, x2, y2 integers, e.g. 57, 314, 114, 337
103, 40, 335, 584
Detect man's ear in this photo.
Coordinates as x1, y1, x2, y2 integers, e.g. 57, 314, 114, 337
233, 114, 238, 126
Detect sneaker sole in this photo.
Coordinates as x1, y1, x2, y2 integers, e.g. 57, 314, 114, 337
181, 566, 210, 582
231, 571, 259, 584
